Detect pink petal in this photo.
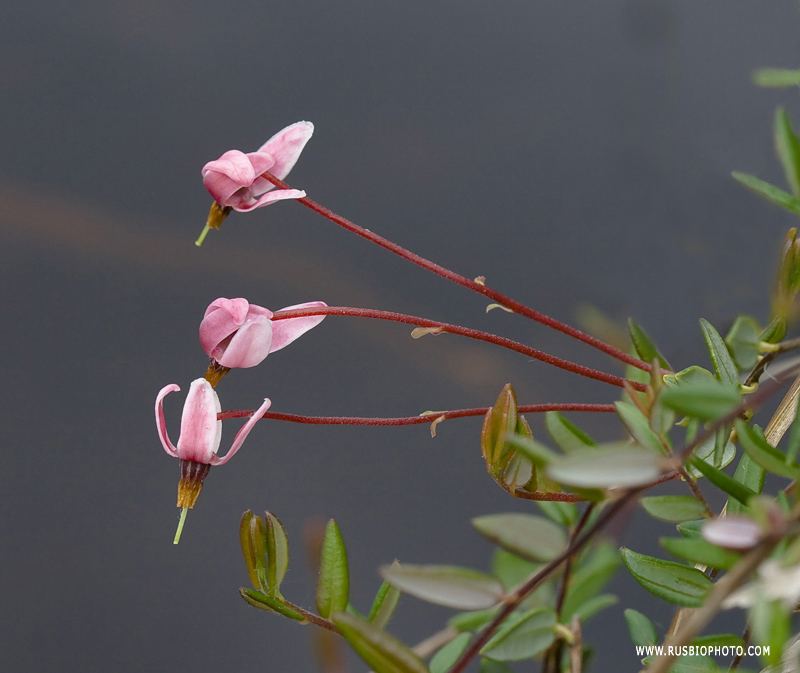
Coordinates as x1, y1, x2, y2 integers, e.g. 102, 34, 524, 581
702, 517, 762, 550
176, 379, 222, 463
232, 188, 307, 212
202, 150, 258, 205
257, 121, 314, 181
270, 301, 328, 352
212, 397, 272, 465
215, 315, 274, 368
155, 384, 181, 457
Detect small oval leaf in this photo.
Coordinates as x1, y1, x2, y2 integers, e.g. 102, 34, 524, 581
332, 612, 430, 673
381, 564, 504, 610
640, 495, 707, 523
264, 511, 289, 595
480, 607, 556, 661
624, 608, 658, 648
621, 548, 712, 607
316, 519, 350, 619
429, 633, 472, 673
659, 536, 742, 571
472, 513, 567, 562
546, 444, 662, 489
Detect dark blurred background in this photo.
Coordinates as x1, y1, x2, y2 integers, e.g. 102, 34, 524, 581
3, 1, 800, 670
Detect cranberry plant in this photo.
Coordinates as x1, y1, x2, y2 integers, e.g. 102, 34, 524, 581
156, 70, 800, 672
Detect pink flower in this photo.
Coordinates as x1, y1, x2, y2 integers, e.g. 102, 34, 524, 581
199, 297, 327, 369
202, 121, 314, 212
155, 378, 271, 467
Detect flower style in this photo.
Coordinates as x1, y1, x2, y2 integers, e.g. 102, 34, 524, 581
202, 120, 314, 212
200, 297, 327, 370
155, 378, 272, 509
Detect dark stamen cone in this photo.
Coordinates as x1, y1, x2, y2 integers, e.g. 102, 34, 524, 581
204, 359, 230, 388
177, 459, 211, 508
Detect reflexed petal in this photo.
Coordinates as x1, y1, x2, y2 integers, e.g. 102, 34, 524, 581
216, 316, 274, 368
270, 301, 327, 352
213, 397, 272, 465
233, 188, 306, 212
155, 384, 181, 457
257, 121, 314, 180
176, 379, 222, 463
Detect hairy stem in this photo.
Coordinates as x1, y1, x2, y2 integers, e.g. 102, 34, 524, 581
272, 305, 647, 391
260, 170, 652, 372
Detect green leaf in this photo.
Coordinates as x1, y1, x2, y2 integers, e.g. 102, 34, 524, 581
627, 318, 671, 369
316, 519, 350, 619
381, 564, 504, 610
659, 537, 741, 571
238, 588, 304, 620
732, 171, 800, 216
448, 608, 500, 633
570, 593, 617, 622
641, 496, 707, 523
239, 510, 261, 590
786, 401, 800, 467
481, 385, 518, 475
264, 511, 289, 595
369, 564, 402, 629
676, 519, 704, 540
544, 411, 596, 452
620, 548, 712, 607
725, 316, 761, 371
332, 612, 430, 673
751, 595, 790, 666
663, 365, 716, 388
624, 608, 658, 647
659, 380, 741, 421
472, 513, 567, 563
726, 452, 766, 515
690, 634, 744, 649
615, 401, 666, 454
480, 607, 556, 661
775, 107, 800, 199
429, 633, 472, 673
535, 501, 578, 527
700, 319, 739, 385
490, 550, 541, 592
546, 443, 662, 489
688, 456, 756, 506
249, 513, 269, 592
506, 435, 559, 466
735, 420, 800, 480
760, 314, 787, 344
752, 67, 800, 88
686, 430, 736, 478
662, 654, 719, 672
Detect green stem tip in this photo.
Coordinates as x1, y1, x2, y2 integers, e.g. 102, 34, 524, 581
195, 224, 211, 247
174, 506, 189, 545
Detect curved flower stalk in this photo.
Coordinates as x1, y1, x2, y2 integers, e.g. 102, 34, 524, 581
155, 378, 271, 543
200, 297, 327, 385
196, 121, 314, 245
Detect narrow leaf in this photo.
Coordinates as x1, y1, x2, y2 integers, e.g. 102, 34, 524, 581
480, 607, 556, 662
250, 514, 269, 592
472, 513, 567, 563
561, 541, 620, 619
316, 519, 350, 619
627, 318, 671, 369
368, 575, 402, 629
535, 501, 578, 527
571, 593, 617, 622
429, 633, 472, 673
699, 319, 739, 385
615, 401, 665, 454
688, 456, 756, 506
621, 548, 712, 607
786, 401, 800, 466
333, 612, 430, 673
264, 511, 289, 595
726, 453, 766, 515
448, 608, 500, 632
381, 564, 504, 611
624, 608, 658, 647
676, 519, 704, 540
659, 537, 741, 571
735, 420, 800, 480
732, 171, 800, 216
481, 385, 518, 474
239, 510, 260, 590
546, 443, 662, 489
238, 588, 304, 620
752, 67, 800, 88
544, 411, 595, 452
776, 107, 800, 198
641, 496, 707, 523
